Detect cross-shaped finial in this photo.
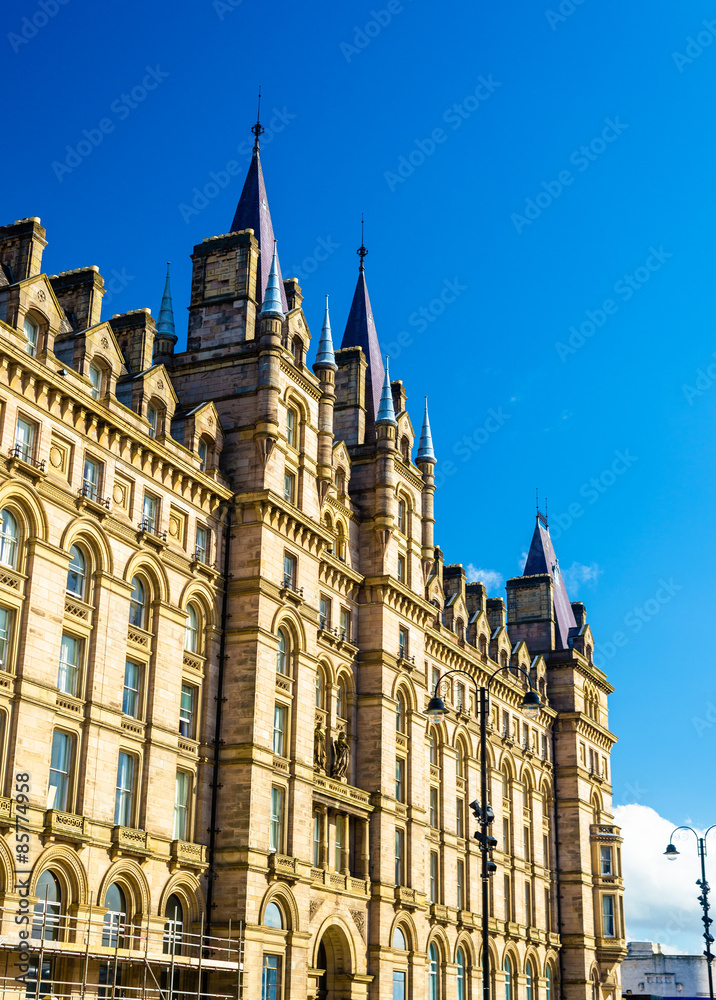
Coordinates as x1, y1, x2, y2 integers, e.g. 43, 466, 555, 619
357, 213, 368, 271
251, 87, 264, 154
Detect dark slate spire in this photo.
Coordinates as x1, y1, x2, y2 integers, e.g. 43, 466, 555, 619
157, 263, 175, 339
340, 237, 383, 426
229, 111, 288, 313
523, 513, 577, 649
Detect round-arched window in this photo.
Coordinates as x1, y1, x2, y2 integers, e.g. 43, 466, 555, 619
336, 678, 347, 720
264, 901, 284, 929
546, 967, 553, 1000
129, 577, 146, 629
396, 693, 406, 733
88, 362, 103, 400
32, 871, 61, 941
429, 943, 439, 1000
277, 628, 288, 675
504, 958, 513, 1000
198, 438, 208, 472
164, 893, 184, 955
24, 316, 39, 356
392, 926, 406, 949
67, 545, 87, 598
315, 669, 324, 709
457, 948, 466, 1000
102, 883, 127, 948
0, 509, 19, 569
526, 961, 534, 1000
184, 604, 199, 653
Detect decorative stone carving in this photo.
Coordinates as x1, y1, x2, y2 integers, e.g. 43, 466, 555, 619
349, 908, 366, 940
309, 899, 321, 920
101, 336, 109, 348
332, 730, 349, 779
314, 721, 326, 771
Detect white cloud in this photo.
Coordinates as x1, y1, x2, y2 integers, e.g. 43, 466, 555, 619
614, 803, 705, 954
466, 564, 503, 593
562, 560, 602, 596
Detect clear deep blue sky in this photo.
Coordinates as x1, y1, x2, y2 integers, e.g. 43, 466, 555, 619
5, 0, 716, 827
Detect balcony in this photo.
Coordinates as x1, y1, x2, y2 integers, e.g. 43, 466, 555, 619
111, 826, 152, 857
280, 576, 304, 605
44, 809, 88, 843
268, 853, 300, 883
0, 796, 13, 827
312, 773, 372, 813
393, 885, 426, 910
8, 444, 45, 479
311, 869, 370, 897
170, 840, 207, 870
76, 484, 111, 517
137, 519, 167, 547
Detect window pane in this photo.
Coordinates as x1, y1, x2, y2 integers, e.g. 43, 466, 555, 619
48, 732, 72, 811
115, 753, 135, 826
277, 630, 287, 674
142, 494, 157, 531
66, 546, 86, 597
262, 955, 282, 1000
88, 363, 102, 399
15, 418, 35, 461
24, 317, 38, 356
195, 525, 208, 562
393, 971, 406, 1000
58, 634, 81, 696
180, 684, 195, 737
273, 705, 286, 756
269, 787, 283, 853
184, 605, 199, 653
129, 577, 145, 628
83, 457, 99, 500
0, 606, 13, 669
122, 661, 140, 717
0, 509, 19, 569
173, 772, 190, 840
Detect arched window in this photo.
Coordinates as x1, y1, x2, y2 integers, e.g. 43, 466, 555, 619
500, 650, 508, 668
400, 436, 410, 462
336, 678, 347, 720
315, 668, 324, 709
66, 545, 87, 599
32, 871, 61, 941
88, 362, 103, 400
198, 438, 208, 472
392, 926, 406, 949
163, 894, 184, 955
397, 499, 406, 533
396, 693, 406, 733
276, 628, 288, 675
0, 509, 19, 569
429, 943, 439, 1000
457, 948, 466, 1000
264, 900, 284, 929
24, 316, 39, 356
479, 634, 487, 656
336, 469, 346, 496
129, 577, 146, 629
336, 522, 346, 561
504, 958, 513, 1000
456, 741, 466, 778
102, 883, 127, 948
286, 408, 298, 449
292, 336, 303, 365
546, 967, 553, 1000
526, 961, 534, 1000
429, 729, 438, 765
184, 604, 200, 653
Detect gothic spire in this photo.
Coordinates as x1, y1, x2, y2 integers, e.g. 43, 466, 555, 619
376, 356, 397, 425
259, 243, 285, 320
523, 512, 577, 649
157, 262, 175, 339
340, 251, 383, 425
314, 295, 337, 369
417, 397, 436, 462
229, 116, 288, 313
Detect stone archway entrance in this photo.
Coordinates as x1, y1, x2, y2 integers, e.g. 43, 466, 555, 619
313, 923, 354, 1000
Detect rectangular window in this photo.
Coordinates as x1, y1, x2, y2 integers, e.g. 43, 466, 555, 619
313, 812, 321, 867
602, 894, 615, 937
504, 874, 512, 921
0, 607, 12, 670
142, 493, 158, 533
340, 607, 351, 641
456, 797, 464, 838
173, 771, 190, 841
545, 886, 551, 932
393, 970, 406, 1000
57, 633, 81, 697
82, 455, 101, 500
398, 627, 408, 659
524, 826, 531, 861
431, 666, 440, 696
262, 955, 282, 1000
429, 851, 438, 902
334, 814, 344, 871
525, 880, 532, 926
47, 731, 73, 811
23, 317, 38, 358
147, 405, 158, 439
502, 710, 510, 737
180, 684, 196, 738
283, 552, 297, 590
397, 499, 405, 532
14, 417, 36, 463
429, 787, 438, 827
456, 683, 465, 712
269, 786, 284, 853
522, 722, 529, 747
273, 703, 286, 756
25, 958, 53, 998
600, 846, 613, 875
395, 828, 405, 885
543, 833, 550, 868
195, 525, 208, 564
396, 758, 405, 802
457, 859, 465, 910
114, 752, 136, 827
286, 408, 296, 448
122, 661, 141, 718
542, 734, 548, 759
283, 471, 295, 503
397, 554, 405, 583
503, 818, 510, 854
320, 595, 331, 629
602, 756, 609, 779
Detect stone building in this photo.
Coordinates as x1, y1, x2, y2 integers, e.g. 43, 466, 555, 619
0, 122, 625, 1000
622, 942, 710, 999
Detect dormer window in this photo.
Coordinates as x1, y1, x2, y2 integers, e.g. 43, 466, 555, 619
88, 362, 102, 400
292, 336, 303, 366
147, 405, 159, 439
198, 439, 207, 472
23, 317, 38, 357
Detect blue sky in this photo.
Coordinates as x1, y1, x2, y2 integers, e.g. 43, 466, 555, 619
6, 0, 716, 947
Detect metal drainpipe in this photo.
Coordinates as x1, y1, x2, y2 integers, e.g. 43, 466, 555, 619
550, 715, 567, 1000
205, 501, 233, 931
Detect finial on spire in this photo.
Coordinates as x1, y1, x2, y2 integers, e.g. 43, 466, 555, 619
376, 356, 397, 425
357, 213, 368, 272
259, 241, 285, 320
417, 396, 436, 463
251, 87, 264, 154
314, 294, 337, 370
536, 488, 548, 529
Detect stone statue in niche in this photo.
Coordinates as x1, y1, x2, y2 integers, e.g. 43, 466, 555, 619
314, 721, 327, 771
332, 730, 349, 779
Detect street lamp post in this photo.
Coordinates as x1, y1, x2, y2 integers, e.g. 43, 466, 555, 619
427, 665, 541, 1000
664, 825, 716, 1000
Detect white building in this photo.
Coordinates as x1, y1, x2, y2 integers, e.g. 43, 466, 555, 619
622, 942, 711, 999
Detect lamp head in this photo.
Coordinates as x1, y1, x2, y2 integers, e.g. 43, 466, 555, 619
521, 688, 541, 718
426, 695, 447, 721
664, 843, 679, 861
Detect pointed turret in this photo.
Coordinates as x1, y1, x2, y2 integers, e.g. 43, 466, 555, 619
154, 262, 177, 363
340, 253, 383, 427
522, 513, 577, 649
259, 244, 285, 321
376, 357, 397, 425
417, 397, 436, 463
314, 295, 337, 370
229, 132, 288, 313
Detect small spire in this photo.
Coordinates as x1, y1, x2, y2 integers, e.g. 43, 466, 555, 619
314, 294, 337, 369
157, 262, 176, 339
417, 397, 436, 462
251, 87, 264, 154
357, 214, 368, 272
376, 356, 397, 425
259, 242, 285, 320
